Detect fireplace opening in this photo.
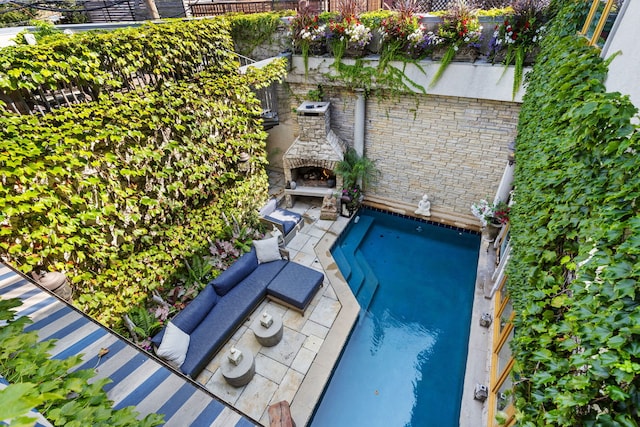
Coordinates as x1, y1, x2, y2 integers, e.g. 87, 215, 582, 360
291, 167, 336, 188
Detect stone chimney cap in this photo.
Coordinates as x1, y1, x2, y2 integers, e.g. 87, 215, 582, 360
298, 101, 329, 115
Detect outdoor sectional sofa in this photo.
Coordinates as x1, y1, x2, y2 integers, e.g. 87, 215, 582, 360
151, 237, 324, 378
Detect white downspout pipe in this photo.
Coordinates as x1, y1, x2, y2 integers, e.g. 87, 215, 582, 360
494, 162, 515, 205
354, 88, 365, 158
354, 89, 366, 189
494, 142, 516, 204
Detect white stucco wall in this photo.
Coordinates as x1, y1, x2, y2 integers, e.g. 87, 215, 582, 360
602, 0, 640, 111
287, 55, 528, 103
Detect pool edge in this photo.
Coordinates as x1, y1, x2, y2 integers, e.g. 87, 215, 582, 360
459, 233, 495, 427
290, 205, 490, 427
289, 216, 360, 427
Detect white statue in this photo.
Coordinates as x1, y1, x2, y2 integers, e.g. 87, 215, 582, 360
415, 194, 431, 217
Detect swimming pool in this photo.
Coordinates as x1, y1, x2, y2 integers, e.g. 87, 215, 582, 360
311, 208, 481, 427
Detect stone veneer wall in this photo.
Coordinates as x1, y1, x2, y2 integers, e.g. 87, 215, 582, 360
365, 94, 519, 215
269, 84, 520, 219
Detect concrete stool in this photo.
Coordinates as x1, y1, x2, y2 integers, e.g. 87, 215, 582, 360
252, 314, 283, 347
221, 347, 255, 387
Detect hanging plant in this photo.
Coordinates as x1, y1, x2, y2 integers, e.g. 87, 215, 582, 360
429, 1, 483, 88
489, 0, 550, 99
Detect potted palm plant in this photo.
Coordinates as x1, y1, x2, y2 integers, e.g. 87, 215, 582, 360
335, 148, 380, 215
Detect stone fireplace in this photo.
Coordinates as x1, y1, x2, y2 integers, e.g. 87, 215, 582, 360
283, 101, 346, 207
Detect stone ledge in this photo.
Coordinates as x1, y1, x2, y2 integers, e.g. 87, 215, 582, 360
364, 195, 482, 232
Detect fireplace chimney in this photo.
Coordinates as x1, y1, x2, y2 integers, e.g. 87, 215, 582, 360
283, 102, 346, 207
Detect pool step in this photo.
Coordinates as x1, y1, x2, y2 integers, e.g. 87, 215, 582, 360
347, 254, 365, 296
354, 250, 379, 312
341, 215, 374, 251
332, 215, 379, 310
333, 245, 365, 296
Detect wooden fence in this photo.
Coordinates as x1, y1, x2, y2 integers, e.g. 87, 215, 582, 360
190, 0, 324, 16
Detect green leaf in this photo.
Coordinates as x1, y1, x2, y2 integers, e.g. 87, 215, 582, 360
0, 383, 42, 420
606, 385, 630, 402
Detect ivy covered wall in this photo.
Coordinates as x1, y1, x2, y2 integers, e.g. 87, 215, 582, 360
507, 1, 640, 425
0, 19, 287, 327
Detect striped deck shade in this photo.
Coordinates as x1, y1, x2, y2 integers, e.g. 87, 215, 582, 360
0, 263, 258, 427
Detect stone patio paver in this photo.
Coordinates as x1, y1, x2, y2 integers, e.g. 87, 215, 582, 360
290, 347, 316, 374
235, 374, 279, 421
259, 327, 306, 367
308, 296, 341, 329
255, 353, 288, 383
300, 320, 329, 339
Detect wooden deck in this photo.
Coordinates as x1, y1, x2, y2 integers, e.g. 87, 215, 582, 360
0, 263, 259, 427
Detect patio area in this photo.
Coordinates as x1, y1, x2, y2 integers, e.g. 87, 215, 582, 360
192, 170, 360, 425
190, 169, 491, 426
0, 168, 490, 427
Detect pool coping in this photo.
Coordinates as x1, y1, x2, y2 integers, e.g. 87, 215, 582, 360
289, 215, 360, 426
289, 202, 490, 426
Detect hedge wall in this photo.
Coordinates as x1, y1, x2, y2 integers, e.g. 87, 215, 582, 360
508, 1, 640, 425
0, 19, 287, 327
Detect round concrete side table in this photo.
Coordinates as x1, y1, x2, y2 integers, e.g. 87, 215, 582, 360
221, 347, 255, 387
252, 314, 283, 347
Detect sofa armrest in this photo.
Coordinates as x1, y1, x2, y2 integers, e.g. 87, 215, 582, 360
279, 248, 290, 261
259, 198, 277, 217
260, 217, 286, 238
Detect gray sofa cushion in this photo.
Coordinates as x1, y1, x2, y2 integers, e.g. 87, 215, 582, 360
264, 208, 302, 235
211, 249, 258, 296
171, 285, 218, 334
267, 262, 324, 312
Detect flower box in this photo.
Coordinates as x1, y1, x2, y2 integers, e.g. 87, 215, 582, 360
491, 46, 540, 66
344, 43, 366, 58
432, 46, 480, 62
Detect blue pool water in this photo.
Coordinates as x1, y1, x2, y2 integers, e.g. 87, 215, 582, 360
311, 208, 481, 427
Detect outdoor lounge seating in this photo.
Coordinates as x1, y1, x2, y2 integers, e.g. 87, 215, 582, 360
151, 237, 323, 378
259, 198, 304, 245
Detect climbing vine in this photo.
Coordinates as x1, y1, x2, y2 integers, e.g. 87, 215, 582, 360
507, 0, 640, 425
227, 12, 289, 57
0, 18, 287, 328
0, 18, 237, 108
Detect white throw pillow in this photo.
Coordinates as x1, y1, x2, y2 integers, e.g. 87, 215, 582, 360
156, 321, 190, 368
253, 236, 281, 264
